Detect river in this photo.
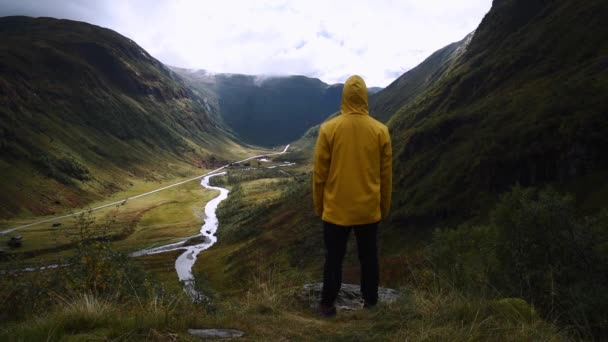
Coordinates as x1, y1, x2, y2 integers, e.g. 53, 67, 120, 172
176, 172, 229, 300
132, 145, 291, 300
2, 147, 292, 290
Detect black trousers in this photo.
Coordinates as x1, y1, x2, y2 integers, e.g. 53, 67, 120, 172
321, 221, 379, 306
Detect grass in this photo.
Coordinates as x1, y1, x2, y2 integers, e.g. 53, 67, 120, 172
187, 166, 567, 341
0, 154, 288, 272
0, 292, 203, 341
0, 150, 572, 341
239, 178, 286, 203
0, 270, 567, 341
133, 250, 187, 294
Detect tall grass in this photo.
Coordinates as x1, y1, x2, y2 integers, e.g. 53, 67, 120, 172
0, 180, 576, 341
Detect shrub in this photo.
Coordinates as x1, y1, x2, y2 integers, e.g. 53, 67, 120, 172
0, 265, 57, 321
429, 186, 608, 335
209, 168, 289, 187
55, 157, 91, 181
57, 211, 149, 299
31, 153, 91, 184
492, 186, 608, 334
0, 209, 159, 323
429, 224, 498, 292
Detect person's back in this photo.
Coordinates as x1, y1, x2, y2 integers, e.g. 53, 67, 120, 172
313, 75, 392, 317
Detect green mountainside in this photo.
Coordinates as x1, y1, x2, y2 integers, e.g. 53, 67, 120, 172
387, 0, 608, 224
290, 31, 475, 157
0, 16, 239, 219
369, 32, 474, 123
172, 68, 344, 147
287, 31, 475, 166
291, 0, 608, 226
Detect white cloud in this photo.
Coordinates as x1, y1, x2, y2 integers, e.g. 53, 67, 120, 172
0, 0, 492, 87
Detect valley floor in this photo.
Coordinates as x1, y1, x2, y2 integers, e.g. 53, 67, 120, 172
0, 147, 571, 341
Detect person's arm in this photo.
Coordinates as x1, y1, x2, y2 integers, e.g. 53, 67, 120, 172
313, 125, 331, 217
380, 127, 392, 220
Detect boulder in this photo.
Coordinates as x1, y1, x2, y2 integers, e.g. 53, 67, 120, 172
188, 329, 245, 339
296, 283, 400, 311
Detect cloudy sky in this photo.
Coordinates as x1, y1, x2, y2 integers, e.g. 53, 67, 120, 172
0, 0, 492, 87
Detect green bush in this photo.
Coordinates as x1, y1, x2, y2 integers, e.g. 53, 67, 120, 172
429, 186, 608, 335
31, 153, 91, 184
209, 168, 289, 187
0, 265, 57, 321
0, 210, 160, 324
55, 157, 91, 181
493, 186, 608, 334
429, 224, 498, 292
57, 211, 149, 299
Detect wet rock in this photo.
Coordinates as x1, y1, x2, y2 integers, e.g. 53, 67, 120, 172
296, 283, 400, 311
188, 328, 245, 339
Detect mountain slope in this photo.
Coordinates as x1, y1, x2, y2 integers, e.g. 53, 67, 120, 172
173, 68, 343, 147
369, 32, 474, 123
384, 0, 608, 224
288, 32, 474, 156
0, 16, 239, 219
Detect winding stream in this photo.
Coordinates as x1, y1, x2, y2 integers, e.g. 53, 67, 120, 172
130, 172, 228, 300
3, 173, 230, 296
2, 146, 292, 290
132, 145, 292, 300
175, 173, 228, 300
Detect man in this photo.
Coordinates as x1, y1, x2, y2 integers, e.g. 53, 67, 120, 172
313, 75, 392, 317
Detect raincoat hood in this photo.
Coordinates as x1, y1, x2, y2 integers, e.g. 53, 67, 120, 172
340, 75, 369, 115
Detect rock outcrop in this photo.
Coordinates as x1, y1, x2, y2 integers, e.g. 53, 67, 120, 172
296, 283, 400, 310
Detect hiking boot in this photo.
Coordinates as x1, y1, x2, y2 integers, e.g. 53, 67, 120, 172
319, 304, 337, 318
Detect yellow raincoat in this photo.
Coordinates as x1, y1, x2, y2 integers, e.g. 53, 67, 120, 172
313, 75, 392, 226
